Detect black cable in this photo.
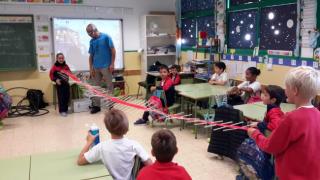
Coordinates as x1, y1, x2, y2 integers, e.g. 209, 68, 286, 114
5, 87, 49, 118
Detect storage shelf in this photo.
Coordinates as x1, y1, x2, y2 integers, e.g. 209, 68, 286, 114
146, 34, 176, 38
147, 53, 176, 57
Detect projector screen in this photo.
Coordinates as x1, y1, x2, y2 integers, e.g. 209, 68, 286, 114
52, 18, 124, 71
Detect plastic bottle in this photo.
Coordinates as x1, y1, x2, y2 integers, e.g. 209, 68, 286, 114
90, 124, 100, 147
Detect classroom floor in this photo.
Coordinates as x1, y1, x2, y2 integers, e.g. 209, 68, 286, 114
0, 106, 238, 180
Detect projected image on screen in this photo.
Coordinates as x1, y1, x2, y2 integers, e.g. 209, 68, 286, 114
53, 18, 123, 71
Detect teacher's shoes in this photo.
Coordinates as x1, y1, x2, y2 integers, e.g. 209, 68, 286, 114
60, 112, 68, 117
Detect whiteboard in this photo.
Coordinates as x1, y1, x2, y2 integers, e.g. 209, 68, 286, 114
52, 18, 124, 71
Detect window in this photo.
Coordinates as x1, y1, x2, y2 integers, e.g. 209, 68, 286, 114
260, 4, 297, 51
228, 9, 258, 49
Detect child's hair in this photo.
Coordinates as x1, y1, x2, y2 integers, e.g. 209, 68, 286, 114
151, 129, 178, 163
104, 109, 129, 136
247, 67, 261, 76
285, 66, 320, 100
214, 62, 226, 71
264, 85, 286, 106
159, 65, 169, 72
56, 52, 64, 58
169, 64, 181, 72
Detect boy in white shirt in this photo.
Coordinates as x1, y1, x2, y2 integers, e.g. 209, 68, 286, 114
77, 109, 152, 180
209, 62, 229, 86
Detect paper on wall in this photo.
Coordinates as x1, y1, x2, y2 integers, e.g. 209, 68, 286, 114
187, 50, 193, 61
222, 60, 237, 79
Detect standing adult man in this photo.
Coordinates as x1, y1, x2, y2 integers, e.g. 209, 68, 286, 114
86, 24, 116, 113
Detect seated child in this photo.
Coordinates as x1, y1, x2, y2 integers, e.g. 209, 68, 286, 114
169, 65, 181, 86
137, 129, 192, 180
209, 62, 229, 86
134, 65, 175, 125
228, 67, 261, 105
77, 109, 152, 180
248, 66, 320, 180
49, 53, 71, 117
253, 85, 285, 135
237, 85, 286, 179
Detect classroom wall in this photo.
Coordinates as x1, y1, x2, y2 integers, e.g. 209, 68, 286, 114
180, 51, 291, 87
0, 0, 175, 103
0, 52, 142, 104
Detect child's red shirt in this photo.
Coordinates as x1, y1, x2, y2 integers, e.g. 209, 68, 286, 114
137, 161, 192, 180
252, 107, 320, 180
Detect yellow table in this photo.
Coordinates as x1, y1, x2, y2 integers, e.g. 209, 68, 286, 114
0, 156, 30, 180
30, 149, 109, 180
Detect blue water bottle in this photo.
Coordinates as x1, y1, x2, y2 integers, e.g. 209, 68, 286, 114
90, 124, 100, 147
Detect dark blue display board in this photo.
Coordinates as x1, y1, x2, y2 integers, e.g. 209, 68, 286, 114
181, 0, 197, 14
197, 0, 215, 10
259, 4, 297, 51
182, 18, 197, 46
197, 16, 215, 38
230, 0, 259, 6
228, 9, 258, 49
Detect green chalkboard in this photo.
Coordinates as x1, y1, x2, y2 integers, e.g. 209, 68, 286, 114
0, 15, 37, 71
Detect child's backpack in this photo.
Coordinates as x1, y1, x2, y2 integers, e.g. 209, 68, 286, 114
0, 86, 12, 119
237, 138, 275, 180
148, 90, 168, 122
26, 89, 48, 112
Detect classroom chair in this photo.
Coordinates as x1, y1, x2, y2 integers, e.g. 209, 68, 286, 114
149, 90, 180, 128
207, 107, 247, 160
132, 156, 144, 180
136, 81, 147, 99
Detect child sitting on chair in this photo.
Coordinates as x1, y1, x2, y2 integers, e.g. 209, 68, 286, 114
169, 65, 181, 86
137, 129, 192, 180
77, 109, 152, 179
228, 67, 261, 105
209, 62, 229, 86
248, 66, 320, 180
49, 53, 71, 117
252, 85, 285, 135
134, 65, 175, 125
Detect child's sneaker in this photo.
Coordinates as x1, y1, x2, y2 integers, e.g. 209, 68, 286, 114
134, 118, 148, 125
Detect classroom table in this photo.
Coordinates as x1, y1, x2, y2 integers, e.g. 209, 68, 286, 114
146, 71, 194, 78
0, 156, 30, 180
0, 149, 111, 180
175, 83, 229, 118
234, 102, 296, 121
30, 149, 109, 180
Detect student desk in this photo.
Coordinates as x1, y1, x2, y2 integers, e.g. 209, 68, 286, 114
175, 83, 229, 118
234, 102, 296, 121
0, 149, 110, 180
30, 149, 109, 180
146, 71, 194, 78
